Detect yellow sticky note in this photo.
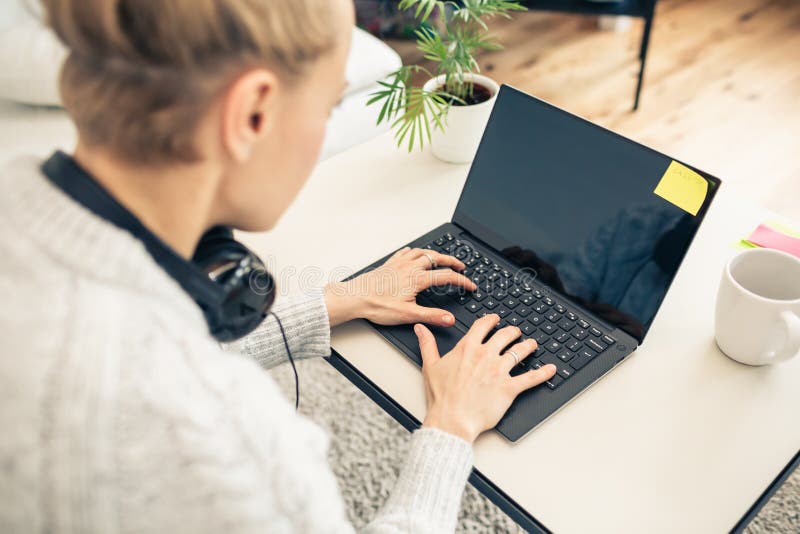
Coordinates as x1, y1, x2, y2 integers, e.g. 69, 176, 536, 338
653, 161, 708, 216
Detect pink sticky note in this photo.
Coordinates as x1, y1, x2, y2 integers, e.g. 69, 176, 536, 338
747, 224, 800, 259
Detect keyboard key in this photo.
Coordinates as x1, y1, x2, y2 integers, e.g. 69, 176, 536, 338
505, 298, 519, 309
554, 304, 566, 314
449, 306, 476, 328
521, 323, 536, 336
496, 307, 511, 318
555, 332, 571, 343
481, 257, 492, 265
444, 233, 454, 241
484, 299, 499, 310
532, 289, 544, 299
572, 329, 588, 340
586, 338, 608, 353
542, 323, 557, 335
570, 352, 593, 370
579, 348, 597, 360
577, 319, 590, 329
509, 287, 522, 298
516, 306, 531, 317
493, 290, 508, 300
539, 352, 559, 367
557, 366, 573, 379
566, 339, 582, 352
521, 295, 536, 306
533, 303, 548, 313
546, 374, 564, 390
545, 340, 561, 352
558, 319, 575, 331
543, 297, 555, 306
557, 350, 575, 362
507, 314, 523, 327
532, 334, 550, 347
528, 314, 544, 326
502, 269, 512, 278
510, 363, 527, 377
545, 310, 560, 322
565, 311, 578, 321
492, 263, 502, 272
465, 302, 481, 314
590, 327, 603, 337
472, 291, 487, 302
602, 335, 616, 346
458, 295, 470, 305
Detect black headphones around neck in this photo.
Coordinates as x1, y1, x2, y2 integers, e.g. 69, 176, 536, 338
41, 152, 277, 342
192, 226, 277, 341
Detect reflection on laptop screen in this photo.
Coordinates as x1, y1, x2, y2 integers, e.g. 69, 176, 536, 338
454, 86, 718, 343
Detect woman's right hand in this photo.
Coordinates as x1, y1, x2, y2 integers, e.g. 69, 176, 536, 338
415, 314, 557, 444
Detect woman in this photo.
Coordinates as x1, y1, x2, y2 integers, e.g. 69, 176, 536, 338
0, 0, 556, 532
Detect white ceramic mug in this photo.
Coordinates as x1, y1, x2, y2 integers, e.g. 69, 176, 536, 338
715, 248, 800, 365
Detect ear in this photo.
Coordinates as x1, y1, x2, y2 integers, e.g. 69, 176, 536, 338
220, 68, 279, 163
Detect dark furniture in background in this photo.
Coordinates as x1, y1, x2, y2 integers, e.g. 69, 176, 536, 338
523, 0, 658, 110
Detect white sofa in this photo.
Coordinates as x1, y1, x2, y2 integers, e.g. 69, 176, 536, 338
0, 2, 402, 164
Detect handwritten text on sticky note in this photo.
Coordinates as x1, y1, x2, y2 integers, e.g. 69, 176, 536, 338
653, 161, 708, 216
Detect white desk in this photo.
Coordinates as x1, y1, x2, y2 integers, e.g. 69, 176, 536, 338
239, 132, 800, 533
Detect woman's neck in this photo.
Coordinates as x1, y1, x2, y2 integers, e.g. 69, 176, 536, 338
73, 143, 223, 258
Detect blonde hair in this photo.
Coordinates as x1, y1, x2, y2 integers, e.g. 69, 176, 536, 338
41, 0, 338, 164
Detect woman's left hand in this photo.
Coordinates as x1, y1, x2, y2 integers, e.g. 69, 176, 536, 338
324, 247, 477, 328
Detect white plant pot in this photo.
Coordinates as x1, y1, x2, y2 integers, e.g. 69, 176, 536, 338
422, 73, 499, 164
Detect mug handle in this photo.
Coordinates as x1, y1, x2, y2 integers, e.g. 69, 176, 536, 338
770, 311, 800, 363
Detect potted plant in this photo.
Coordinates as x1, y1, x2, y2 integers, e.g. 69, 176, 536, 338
367, 0, 525, 163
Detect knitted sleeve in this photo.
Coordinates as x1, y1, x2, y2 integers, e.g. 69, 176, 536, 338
226, 287, 331, 369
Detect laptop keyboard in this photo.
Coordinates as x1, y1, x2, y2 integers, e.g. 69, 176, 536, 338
419, 232, 616, 390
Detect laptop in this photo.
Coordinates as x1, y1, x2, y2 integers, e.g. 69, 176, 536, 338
352, 85, 721, 442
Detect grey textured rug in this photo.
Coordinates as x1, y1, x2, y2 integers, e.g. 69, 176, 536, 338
269, 358, 799, 533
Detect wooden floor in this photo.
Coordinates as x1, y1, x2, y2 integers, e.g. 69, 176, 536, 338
386, 0, 800, 220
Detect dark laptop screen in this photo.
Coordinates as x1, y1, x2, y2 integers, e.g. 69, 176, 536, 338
453, 86, 720, 343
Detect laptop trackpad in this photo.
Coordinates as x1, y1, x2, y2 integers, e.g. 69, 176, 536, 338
380, 324, 465, 367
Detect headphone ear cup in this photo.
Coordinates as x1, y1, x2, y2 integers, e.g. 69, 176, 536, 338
192, 226, 240, 269
193, 227, 276, 341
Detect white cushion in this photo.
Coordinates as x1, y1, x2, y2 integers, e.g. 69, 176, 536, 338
0, 14, 65, 107
320, 84, 391, 161
345, 28, 402, 96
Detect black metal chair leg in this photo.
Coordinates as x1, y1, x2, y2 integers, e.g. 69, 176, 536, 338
633, 12, 654, 111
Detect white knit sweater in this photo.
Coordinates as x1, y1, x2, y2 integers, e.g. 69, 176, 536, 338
0, 157, 474, 533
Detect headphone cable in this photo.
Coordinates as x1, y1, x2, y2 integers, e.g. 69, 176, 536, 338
270, 312, 299, 411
